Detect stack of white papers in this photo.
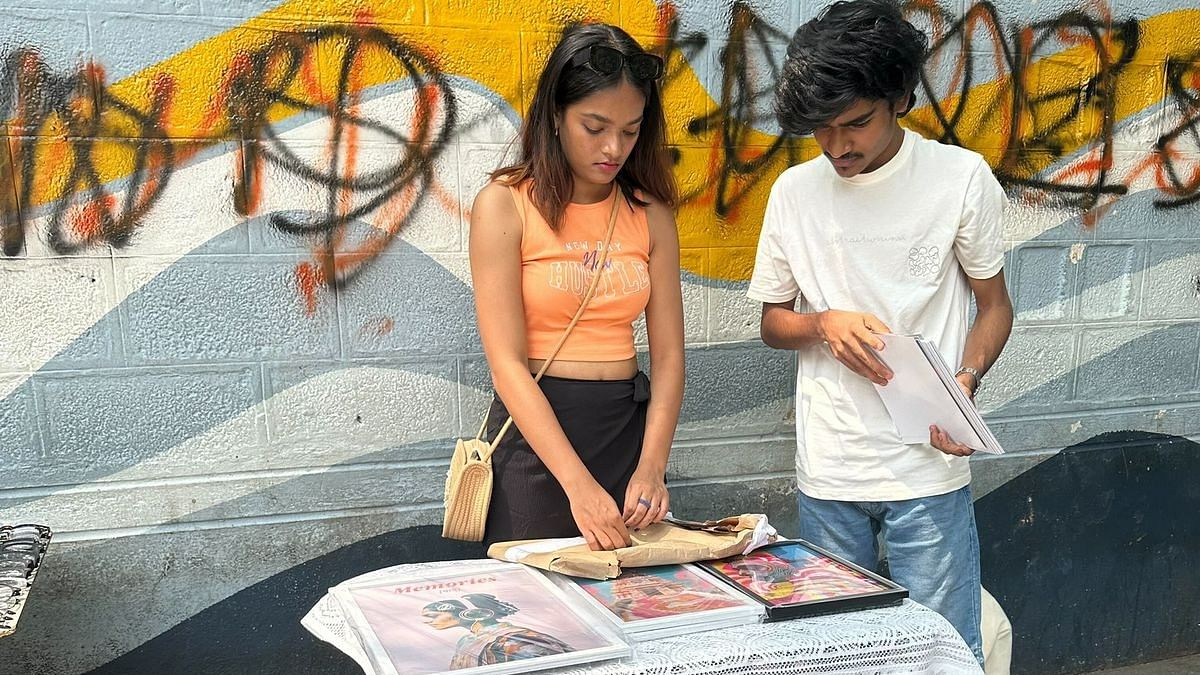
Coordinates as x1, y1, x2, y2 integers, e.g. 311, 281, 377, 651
869, 333, 1004, 455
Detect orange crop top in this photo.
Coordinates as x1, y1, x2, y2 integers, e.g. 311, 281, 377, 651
509, 181, 651, 361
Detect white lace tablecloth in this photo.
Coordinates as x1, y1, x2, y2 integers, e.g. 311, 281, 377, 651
302, 559, 983, 675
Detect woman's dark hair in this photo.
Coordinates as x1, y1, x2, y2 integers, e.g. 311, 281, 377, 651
492, 22, 677, 229
774, 0, 928, 135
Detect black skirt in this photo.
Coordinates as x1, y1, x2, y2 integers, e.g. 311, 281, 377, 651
483, 371, 650, 547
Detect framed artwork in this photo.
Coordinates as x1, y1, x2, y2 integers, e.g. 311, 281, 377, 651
559, 564, 762, 640
698, 540, 908, 621
332, 564, 629, 675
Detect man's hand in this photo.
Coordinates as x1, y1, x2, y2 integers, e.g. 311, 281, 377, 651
930, 425, 975, 456
930, 372, 979, 456
817, 310, 895, 385
931, 369, 979, 454
954, 371, 978, 403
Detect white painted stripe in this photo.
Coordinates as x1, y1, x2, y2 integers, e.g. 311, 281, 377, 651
52, 501, 442, 543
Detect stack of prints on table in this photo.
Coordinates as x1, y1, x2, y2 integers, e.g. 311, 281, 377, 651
550, 563, 764, 642
0, 524, 52, 638
330, 563, 629, 675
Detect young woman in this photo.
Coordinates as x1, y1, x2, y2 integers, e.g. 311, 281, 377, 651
470, 23, 684, 551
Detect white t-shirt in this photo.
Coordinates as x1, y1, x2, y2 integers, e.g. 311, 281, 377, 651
748, 129, 1005, 501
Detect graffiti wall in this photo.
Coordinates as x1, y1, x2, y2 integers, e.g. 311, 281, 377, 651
0, 0, 1196, 673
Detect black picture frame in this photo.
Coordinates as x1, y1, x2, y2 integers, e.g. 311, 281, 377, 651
697, 539, 908, 622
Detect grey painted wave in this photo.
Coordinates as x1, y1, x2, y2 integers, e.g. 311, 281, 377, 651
988, 321, 1200, 419
0, 217, 473, 496
0, 214, 796, 504
1007, 187, 1197, 318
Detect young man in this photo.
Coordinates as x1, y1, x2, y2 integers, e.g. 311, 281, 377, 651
748, 0, 1014, 664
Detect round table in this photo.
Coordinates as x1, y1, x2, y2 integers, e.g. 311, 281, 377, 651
302, 559, 983, 675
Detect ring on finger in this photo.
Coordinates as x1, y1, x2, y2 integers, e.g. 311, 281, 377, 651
637, 497, 651, 508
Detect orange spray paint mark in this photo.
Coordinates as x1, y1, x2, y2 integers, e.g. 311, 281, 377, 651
219, 54, 266, 216
336, 45, 365, 219
431, 180, 460, 215
85, 62, 107, 92
1053, 153, 1113, 184
412, 82, 441, 145
234, 142, 262, 216
351, 8, 375, 26
149, 72, 176, 116
323, 180, 421, 286
72, 194, 116, 241
918, 0, 949, 43
199, 52, 248, 137
360, 316, 395, 336
298, 45, 323, 102
656, 1, 678, 38
295, 261, 327, 316
371, 177, 421, 239
1185, 73, 1200, 92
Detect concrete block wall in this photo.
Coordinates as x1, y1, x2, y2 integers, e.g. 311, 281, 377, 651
0, 1, 1196, 674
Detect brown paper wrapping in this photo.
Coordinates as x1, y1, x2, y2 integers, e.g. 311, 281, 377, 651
486, 515, 772, 580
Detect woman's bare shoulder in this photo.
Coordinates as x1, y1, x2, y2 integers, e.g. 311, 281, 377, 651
471, 180, 525, 234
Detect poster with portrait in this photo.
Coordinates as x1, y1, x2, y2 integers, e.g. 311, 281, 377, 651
699, 540, 907, 621
333, 564, 629, 675
556, 564, 761, 639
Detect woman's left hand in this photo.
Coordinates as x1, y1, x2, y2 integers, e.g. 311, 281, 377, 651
623, 468, 669, 530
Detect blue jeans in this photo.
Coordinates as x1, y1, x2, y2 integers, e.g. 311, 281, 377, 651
797, 486, 984, 666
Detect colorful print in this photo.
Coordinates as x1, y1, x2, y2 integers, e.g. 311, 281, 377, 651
712, 547, 886, 606
336, 566, 623, 675
448, 622, 570, 669
577, 565, 746, 622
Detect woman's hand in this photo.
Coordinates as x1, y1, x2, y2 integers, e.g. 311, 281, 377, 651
567, 481, 631, 551
622, 467, 669, 530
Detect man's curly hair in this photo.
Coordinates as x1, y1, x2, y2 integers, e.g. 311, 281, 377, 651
775, 0, 928, 135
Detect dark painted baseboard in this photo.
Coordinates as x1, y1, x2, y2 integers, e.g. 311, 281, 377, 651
85, 527, 484, 675
976, 431, 1200, 675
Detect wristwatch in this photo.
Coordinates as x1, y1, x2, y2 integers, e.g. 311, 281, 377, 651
955, 366, 981, 395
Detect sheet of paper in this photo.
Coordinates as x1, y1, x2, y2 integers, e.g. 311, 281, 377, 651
868, 333, 1002, 454
915, 340, 1005, 454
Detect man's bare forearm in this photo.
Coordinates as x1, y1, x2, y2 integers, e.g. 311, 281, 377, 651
961, 273, 1014, 379
960, 303, 1012, 377
761, 300, 825, 350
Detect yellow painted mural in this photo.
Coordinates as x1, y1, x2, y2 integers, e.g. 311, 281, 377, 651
3, 0, 1200, 280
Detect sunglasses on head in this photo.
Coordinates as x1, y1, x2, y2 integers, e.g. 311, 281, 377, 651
569, 45, 664, 82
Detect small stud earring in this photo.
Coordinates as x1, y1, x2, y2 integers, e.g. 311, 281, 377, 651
554, 127, 559, 136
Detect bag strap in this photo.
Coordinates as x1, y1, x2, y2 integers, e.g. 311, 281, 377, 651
475, 188, 623, 456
